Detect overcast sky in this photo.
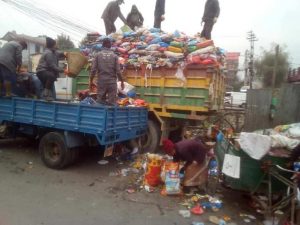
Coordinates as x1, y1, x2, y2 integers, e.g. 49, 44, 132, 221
0, 0, 300, 68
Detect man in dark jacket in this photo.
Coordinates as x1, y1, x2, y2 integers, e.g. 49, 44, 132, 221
102, 0, 127, 35
90, 38, 124, 105
154, 0, 165, 29
200, 0, 220, 40
36, 37, 65, 101
0, 40, 27, 96
126, 5, 144, 30
163, 138, 211, 192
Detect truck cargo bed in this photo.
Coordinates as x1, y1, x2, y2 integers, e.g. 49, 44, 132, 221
0, 97, 148, 145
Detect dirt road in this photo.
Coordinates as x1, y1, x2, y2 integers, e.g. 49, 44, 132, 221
0, 139, 263, 225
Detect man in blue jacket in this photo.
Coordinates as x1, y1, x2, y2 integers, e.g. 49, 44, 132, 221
201, 0, 220, 40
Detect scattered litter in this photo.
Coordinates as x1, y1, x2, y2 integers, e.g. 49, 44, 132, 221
243, 219, 251, 223
27, 161, 33, 165
144, 185, 155, 193
190, 204, 204, 215
98, 160, 109, 165
179, 210, 191, 218
192, 222, 205, 225
109, 170, 121, 177
131, 147, 139, 155
274, 210, 284, 215
126, 188, 136, 194
247, 215, 256, 220
209, 216, 221, 224
223, 215, 231, 222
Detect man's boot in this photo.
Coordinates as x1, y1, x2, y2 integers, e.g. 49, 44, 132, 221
42, 89, 54, 101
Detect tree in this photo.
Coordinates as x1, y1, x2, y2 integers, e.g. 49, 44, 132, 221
56, 34, 75, 50
255, 44, 289, 88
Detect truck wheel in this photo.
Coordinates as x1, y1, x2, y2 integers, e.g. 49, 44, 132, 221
39, 132, 71, 169
130, 120, 161, 153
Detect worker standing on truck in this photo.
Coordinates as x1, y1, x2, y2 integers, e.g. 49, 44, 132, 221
36, 37, 66, 101
126, 5, 144, 30
0, 40, 27, 96
101, 0, 127, 35
163, 138, 212, 193
154, 0, 165, 29
90, 38, 124, 105
200, 0, 220, 40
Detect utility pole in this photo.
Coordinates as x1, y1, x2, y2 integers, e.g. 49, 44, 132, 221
244, 50, 249, 86
247, 31, 258, 89
271, 45, 280, 89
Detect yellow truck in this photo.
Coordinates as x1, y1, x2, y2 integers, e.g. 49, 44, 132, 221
75, 63, 225, 152
125, 64, 224, 151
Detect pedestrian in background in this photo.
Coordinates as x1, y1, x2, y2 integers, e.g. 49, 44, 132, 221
126, 5, 144, 30
102, 0, 127, 35
0, 40, 27, 96
200, 0, 220, 40
154, 0, 165, 29
90, 38, 124, 105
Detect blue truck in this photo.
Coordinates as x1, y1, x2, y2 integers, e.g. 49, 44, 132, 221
0, 97, 148, 169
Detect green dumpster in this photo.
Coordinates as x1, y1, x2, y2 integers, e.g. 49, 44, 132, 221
215, 137, 290, 193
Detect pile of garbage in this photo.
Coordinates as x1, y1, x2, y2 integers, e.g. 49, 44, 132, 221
236, 123, 300, 160
80, 27, 226, 69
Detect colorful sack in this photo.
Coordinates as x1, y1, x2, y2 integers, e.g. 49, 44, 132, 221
161, 161, 181, 195
144, 154, 163, 187
197, 40, 214, 49
167, 46, 183, 53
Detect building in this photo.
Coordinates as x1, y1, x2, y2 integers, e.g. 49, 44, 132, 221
1, 31, 46, 70
225, 52, 240, 91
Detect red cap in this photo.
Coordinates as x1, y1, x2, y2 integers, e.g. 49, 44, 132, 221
162, 139, 175, 155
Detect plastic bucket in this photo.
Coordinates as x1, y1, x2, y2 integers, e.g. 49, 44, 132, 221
67, 52, 87, 78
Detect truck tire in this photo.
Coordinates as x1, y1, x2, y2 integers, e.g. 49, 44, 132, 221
39, 132, 71, 169
130, 120, 161, 153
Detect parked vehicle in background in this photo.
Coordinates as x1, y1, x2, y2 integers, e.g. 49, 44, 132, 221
224, 91, 247, 108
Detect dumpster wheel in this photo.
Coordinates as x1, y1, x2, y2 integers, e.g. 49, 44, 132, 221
39, 132, 71, 169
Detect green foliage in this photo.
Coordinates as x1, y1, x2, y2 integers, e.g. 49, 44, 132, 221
56, 34, 75, 50
255, 44, 289, 88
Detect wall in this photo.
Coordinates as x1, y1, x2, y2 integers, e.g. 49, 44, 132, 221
244, 83, 300, 131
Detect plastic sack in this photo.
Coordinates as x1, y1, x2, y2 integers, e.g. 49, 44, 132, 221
167, 46, 183, 53
161, 161, 181, 195
149, 37, 162, 45
196, 40, 214, 49
187, 55, 202, 64
117, 81, 135, 96
149, 28, 161, 33
164, 51, 184, 59
175, 63, 186, 84
120, 25, 133, 33
189, 46, 215, 56
201, 59, 215, 65
170, 41, 184, 48
270, 134, 300, 150
144, 154, 163, 187
188, 40, 198, 46
239, 132, 272, 160
187, 46, 198, 53
146, 44, 160, 51
158, 42, 169, 48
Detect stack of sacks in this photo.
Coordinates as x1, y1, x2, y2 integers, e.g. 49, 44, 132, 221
80, 28, 226, 69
